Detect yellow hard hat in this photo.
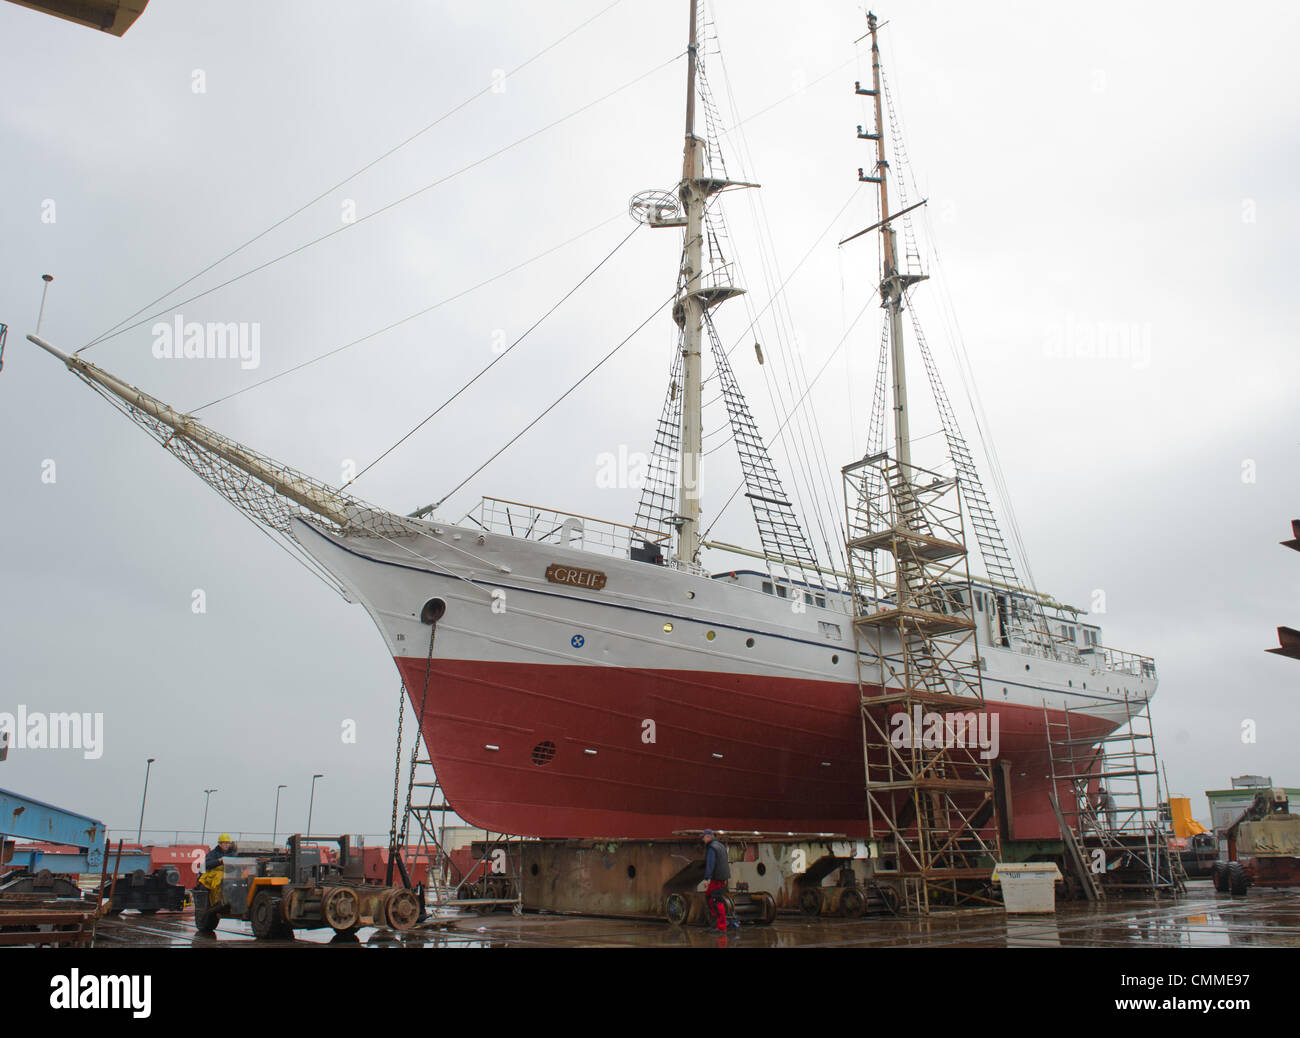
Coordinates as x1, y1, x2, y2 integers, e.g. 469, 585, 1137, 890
218, 833, 232, 843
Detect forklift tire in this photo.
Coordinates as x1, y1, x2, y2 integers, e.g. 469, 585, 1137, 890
250, 889, 281, 940
1211, 861, 1228, 892
1227, 861, 1250, 896
193, 889, 219, 933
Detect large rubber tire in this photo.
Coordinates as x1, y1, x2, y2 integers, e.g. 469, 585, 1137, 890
249, 890, 280, 940
1227, 861, 1250, 896
192, 889, 219, 933
1211, 861, 1228, 892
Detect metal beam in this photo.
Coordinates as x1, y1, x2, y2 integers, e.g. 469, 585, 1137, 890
0, 788, 107, 868
7, 849, 152, 874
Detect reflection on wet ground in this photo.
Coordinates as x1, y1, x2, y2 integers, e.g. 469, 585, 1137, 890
89, 881, 1300, 949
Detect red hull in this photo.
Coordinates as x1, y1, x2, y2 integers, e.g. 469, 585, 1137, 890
395, 657, 1115, 841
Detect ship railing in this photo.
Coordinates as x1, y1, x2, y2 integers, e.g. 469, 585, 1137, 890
1083, 644, 1157, 679
1006, 625, 1082, 664
468, 496, 674, 563
700, 261, 740, 294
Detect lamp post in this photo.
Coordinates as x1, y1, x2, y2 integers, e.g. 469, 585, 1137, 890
136, 758, 156, 844
200, 788, 217, 845
36, 274, 53, 335
307, 774, 323, 836
272, 784, 287, 847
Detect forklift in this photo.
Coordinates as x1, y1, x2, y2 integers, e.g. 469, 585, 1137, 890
193, 834, 421, 939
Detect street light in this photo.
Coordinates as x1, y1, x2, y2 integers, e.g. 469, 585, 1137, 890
136, 758, 156, 844
36, 273, 53, 335
201, 788, 218, 845
272, 784, 287, 847
307, 774, 323, 836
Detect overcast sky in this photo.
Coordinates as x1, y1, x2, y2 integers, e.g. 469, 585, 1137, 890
1, 0, 1296, 842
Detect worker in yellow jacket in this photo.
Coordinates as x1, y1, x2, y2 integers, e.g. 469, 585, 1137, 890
197, 834, 237, 906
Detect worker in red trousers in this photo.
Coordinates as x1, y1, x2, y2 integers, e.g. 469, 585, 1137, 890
702, 829, 731, 932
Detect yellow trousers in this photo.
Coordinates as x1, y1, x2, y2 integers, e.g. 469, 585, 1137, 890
198, 866, 224, 908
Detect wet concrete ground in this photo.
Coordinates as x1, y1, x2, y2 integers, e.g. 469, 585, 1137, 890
88, 880, 1300, 948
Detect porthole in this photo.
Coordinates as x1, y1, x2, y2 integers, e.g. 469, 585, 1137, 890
663, 622, 674, 633
746, 637, 755, 648
1068, 680, 1073, 688
706, 630, 716, 641
756, 863, 767, 877
627, 865, 637, 879
831, 654, 839, 664
530, 863, 540, 876
686, 591, 695, 599
531, 741, 557, 766
1024, 663, 1030, 671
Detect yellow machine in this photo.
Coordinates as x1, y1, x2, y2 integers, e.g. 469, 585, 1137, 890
1169, 796, 1208, 838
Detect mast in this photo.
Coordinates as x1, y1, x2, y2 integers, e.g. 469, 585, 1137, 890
676, 0, 705, 564
864, 11, 913, 474
633, 1, 751, 565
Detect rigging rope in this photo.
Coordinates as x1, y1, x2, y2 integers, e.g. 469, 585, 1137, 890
701, 290, 877, 547
709, 15, 852, 577
343, 222, 642, 489
432, 288, 679, 513
80, 0, 632, 352
191, 211, 626, 413
77, 50, 684, 354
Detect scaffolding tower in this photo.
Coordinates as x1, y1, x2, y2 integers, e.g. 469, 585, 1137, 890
398, 755, 461, 908
844, 453, 1000, 912
1044, 694, 1185, 897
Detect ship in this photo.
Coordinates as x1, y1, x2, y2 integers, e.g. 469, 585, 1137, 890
24, 4, 1156, 848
